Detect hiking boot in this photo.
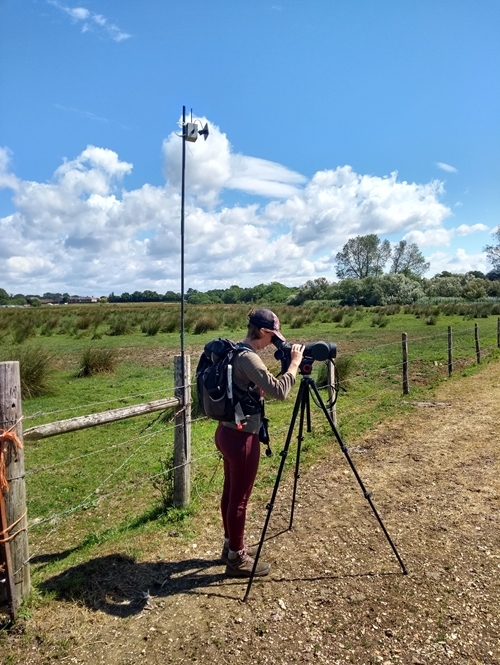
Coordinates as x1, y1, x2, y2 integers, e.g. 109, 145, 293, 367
221, 543, 259, 565
225, 550, 270, 578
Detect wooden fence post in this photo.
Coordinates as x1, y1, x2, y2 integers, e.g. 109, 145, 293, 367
448, 326, 453, 377
474, 323, 481, 364
173, 355, 191, 508
497, 317, 500, 349
402, 332, 409, 395
327, 360, 337, 425
0, 362, 30, 619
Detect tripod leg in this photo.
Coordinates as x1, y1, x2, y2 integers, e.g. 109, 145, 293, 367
289, 386, 308, 530
308, 379, 408, 575
243, 380, 308, 602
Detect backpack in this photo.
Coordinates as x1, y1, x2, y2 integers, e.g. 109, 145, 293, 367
195, 338, 261, 425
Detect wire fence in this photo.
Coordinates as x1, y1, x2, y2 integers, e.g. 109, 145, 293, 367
4, 318, 499, 585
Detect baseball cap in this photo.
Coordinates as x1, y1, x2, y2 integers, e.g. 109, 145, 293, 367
248, 308, 286, 341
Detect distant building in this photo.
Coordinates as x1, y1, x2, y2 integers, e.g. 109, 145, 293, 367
68, 296, 99, 304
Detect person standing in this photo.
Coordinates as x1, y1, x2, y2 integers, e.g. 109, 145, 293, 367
216, 308, 304, 577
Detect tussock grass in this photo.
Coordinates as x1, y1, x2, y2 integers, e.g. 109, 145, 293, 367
0, 345, 55, 398
193, 316, 218, 334
76, 347, 117, 377
13, 317, 37, 344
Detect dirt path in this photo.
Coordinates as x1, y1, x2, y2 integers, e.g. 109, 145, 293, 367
3, 363, 500, 665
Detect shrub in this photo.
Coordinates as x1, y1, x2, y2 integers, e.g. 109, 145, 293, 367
12, 318, 36, 344
160, 315, 180, 333
76, 348, 117, 377
40, 316, 59, 336
142, 317, 162, 336
193, 316, 218, 335
316, 354, 357, 392
426, 315, 438, 325
289, 316, 306, 329
0, 345, 55, 398
75, 314, 93, 330
107, 317, 133, 336
371, 314, 388, 328
331, 308, 344, 323
334, 354, 357, 392
340, 315, 355, 328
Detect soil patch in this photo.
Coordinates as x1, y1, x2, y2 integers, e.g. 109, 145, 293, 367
2, 363, 499, 664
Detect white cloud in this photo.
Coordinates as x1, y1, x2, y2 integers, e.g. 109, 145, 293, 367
404, 223, 490, 248
0, 147, 20, 192
48, 1, 131, 41
455, 223, 489, 236
427, 249, 489, 275
403, 228, 454, 247
162, 118, 306, 206
436, 162, 458, 173
267, 167, 451, 252
1, 120, 482, 294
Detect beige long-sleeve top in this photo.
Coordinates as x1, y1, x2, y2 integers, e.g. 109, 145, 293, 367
222, 348, 296, 433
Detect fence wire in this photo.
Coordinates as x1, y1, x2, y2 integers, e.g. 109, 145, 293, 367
12, 318, 500, 575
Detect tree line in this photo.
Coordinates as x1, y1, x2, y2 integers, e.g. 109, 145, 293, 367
2, 230, 500, 308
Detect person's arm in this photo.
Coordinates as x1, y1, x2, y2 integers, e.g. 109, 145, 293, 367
236, 345, 304, 400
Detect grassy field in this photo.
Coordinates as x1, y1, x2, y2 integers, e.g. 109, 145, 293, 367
1, 301, 499, 599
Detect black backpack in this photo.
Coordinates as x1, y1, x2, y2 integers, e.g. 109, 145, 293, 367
195, 338, 261, 424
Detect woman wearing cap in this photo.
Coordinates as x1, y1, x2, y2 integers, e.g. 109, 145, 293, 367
216, 308, 304, 577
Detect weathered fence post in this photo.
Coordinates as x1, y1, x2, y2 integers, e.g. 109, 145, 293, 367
0, 362, 30, 619
474, 323, 481, 364
448, 326, 453, 377
173, 355, 191, 508
402, 332, 409, 395
327, 360, 337, 425
497, 317, 500, 349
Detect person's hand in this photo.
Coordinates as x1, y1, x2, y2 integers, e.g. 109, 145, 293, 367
290, 344, 304, 365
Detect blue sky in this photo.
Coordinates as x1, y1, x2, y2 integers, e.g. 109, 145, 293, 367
1, 0, 499, 296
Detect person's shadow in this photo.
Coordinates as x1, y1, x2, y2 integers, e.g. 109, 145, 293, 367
38, 552, 236, 617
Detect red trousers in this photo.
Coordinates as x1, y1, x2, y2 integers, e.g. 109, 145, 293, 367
215, 423, 261, 552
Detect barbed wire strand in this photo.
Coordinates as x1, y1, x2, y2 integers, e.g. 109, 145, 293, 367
15, 449, 223, 576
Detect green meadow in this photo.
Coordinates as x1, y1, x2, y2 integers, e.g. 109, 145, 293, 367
1, 301, 499, 585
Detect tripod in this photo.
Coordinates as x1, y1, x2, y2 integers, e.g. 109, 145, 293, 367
243, 365, 408, 601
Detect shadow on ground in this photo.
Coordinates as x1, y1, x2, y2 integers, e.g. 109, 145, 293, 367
38, 553, 229, 617
37, 547, 400, 619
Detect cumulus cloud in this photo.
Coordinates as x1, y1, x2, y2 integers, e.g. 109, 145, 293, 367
403, 223, 490, 248
48, 1, 131, 41
162, 118, 306, 206
436, 162, 458, 173
403, 228, 454, 247
427, 249, 489, 276
1, 119, 479, 294
455, 223, 489, 236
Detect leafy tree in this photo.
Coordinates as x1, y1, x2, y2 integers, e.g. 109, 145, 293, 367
425, 274, 464, 298
486, 280, 500, 296
187, 291, 216, 305
462, 278, 487, 301
335, 277, 381, 306
288, 278, 334, 305
335, 234, 391, 279
164, 291, 181, 302
390, 240, 430, 276
377, 274, 425, 304
484, 226, 500, 272
221, 285, 244, 304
